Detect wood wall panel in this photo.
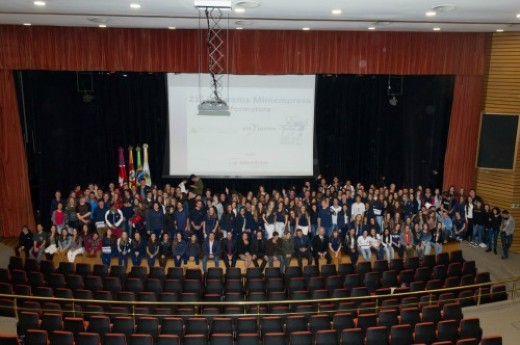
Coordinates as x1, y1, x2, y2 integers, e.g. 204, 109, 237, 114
478, 32, 520, 252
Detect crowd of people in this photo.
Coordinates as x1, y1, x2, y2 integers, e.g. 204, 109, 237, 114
16, 175, 516, 274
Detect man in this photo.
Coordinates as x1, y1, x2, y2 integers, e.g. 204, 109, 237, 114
312, 226, 332, 266
280, 231, 295, 270
174, 201, 190, 237
440, 211, 453, 241
266, 231, 285, 271
251, 230, 268, 271
329, 198, 342, 232
500, 210, 515, 260
146, 201, 165, 238
50, 190, 64, 214
294, 229, 313, 269
220, 231, 237, 268
17, 225, 33, 258
317, 199, 334, 237
190, 200, 206, 243
202, 232, 220, 272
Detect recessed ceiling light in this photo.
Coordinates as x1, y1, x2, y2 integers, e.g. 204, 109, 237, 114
368, 27, 376, 30
234, 0, 260, 8
23, 23, 32, 26
33, 1, 46, 6
433, 27, 441, 31
302, 27, 310, 31
234, 8, 245, 13
331, 9, 342, 15
426, 11, 436, 17
236, 27, 243, 30
517, 13, 520, 18
130, 3, 141, 9
99, 24, 107, 28
496, 29, 504, 32
168, 26, 176, 30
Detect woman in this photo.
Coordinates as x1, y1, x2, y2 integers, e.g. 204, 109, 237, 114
483, 204, 492, 252
472, 200, 485, 247
67, 228, 85, 263
391, 224, 404, 259
237, 232, 252, 268
420, 223, 432, 257
381, 228, 394, 260
400, 225, 415, 260
51, 203, 68, 234
65, 197, 78, 232
130, 232, 145, 266
30, 224, 47, 263
288, 209, 297, 236
84, 232, 102, 257
185, 233, 201, 266
158, 233, 173, 267
337, 204, 349, 242
369, 227, 384, 260
344, 228, 359, 265
309, 203, 319, 238
357, 229, 371, 262
56, 228, 71, 261
117, 231, 132, 268
263, 201, 276, 239
432, 222, 444, 255
233, 207, 246, 241
412, 223, 424, 259
44, 225, 59, 261
203, 207, 219, 237
296, 205, 311, 237
172, 232, 187, 267
274, 202, 288, 235
101, 228, 117, 267
220, 204, 235, 238
328, 229, 342, 269
146, 233, 160, 268
465, 196, 475, 244
488, 207, 502, 255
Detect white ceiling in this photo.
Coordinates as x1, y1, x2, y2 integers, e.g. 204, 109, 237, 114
0, 0, 519, 32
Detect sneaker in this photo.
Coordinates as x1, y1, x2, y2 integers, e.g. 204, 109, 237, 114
479, 243, 487, 248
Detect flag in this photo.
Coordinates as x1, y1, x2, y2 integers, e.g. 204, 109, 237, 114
142, 143, 152, 187
135, 145, 144, 183
117, 147, 127, 188
128, 146, 136, 187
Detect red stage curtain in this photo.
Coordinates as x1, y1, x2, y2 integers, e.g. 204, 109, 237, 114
443, 75, 485, 191
0, 70, 35, 237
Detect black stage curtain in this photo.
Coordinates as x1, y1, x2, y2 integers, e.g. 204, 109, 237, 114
315, 75, 454, 189
16, 71, 167, 223
17, 72, 453, 225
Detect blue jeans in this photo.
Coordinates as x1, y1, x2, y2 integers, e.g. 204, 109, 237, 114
131, 252, 142, 266
202, 255, 219, 272
268, 255, 285, 271
501, 232, 513, 258
375, 216, 383, 231
118, 253, 129, 268
324, 225, 333, 238
147, 255, 157, 268
102, 253, 113, 267
173, 255, 185, 267
384, 246, 394, 260
487, 228, 499, 251
473, 225, 484, 245
359, 248, 371, 261
433, 243, 443, 255
421, 241, 432, 256
310, 225, 318, 238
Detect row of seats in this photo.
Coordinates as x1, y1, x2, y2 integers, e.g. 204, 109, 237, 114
17, 303, 469, 337
6, 251, 467, 281
14, 319, 499, 345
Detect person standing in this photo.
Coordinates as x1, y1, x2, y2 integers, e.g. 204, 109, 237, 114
101, 228, 117, 267
106, 204, 124, 239
146, 233, 160, 268
117, 232, 132, 268
146, 202, 165, 238
500, 210, 515, 260
130, 232, 145, 266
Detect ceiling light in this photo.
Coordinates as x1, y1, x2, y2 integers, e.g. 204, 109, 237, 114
234, 8, 245, 13
168, 26, 176, 29
496, 29, 504, 32
23, 23, 32, 26
517, 13, 520, 18
130, 3, 141, 9
234, 0, 260, 8
368, 27, 376, 30
33, 1, 46, 6
426, 11, 436, 17
433, 27, 441, 31
302, 27, 310, 31
236, 27, 243, 30
99, 24, 107, 28
332, 9, 342, 15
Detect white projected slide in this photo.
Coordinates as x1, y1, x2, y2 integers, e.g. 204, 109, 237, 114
167, 74, 315, 177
